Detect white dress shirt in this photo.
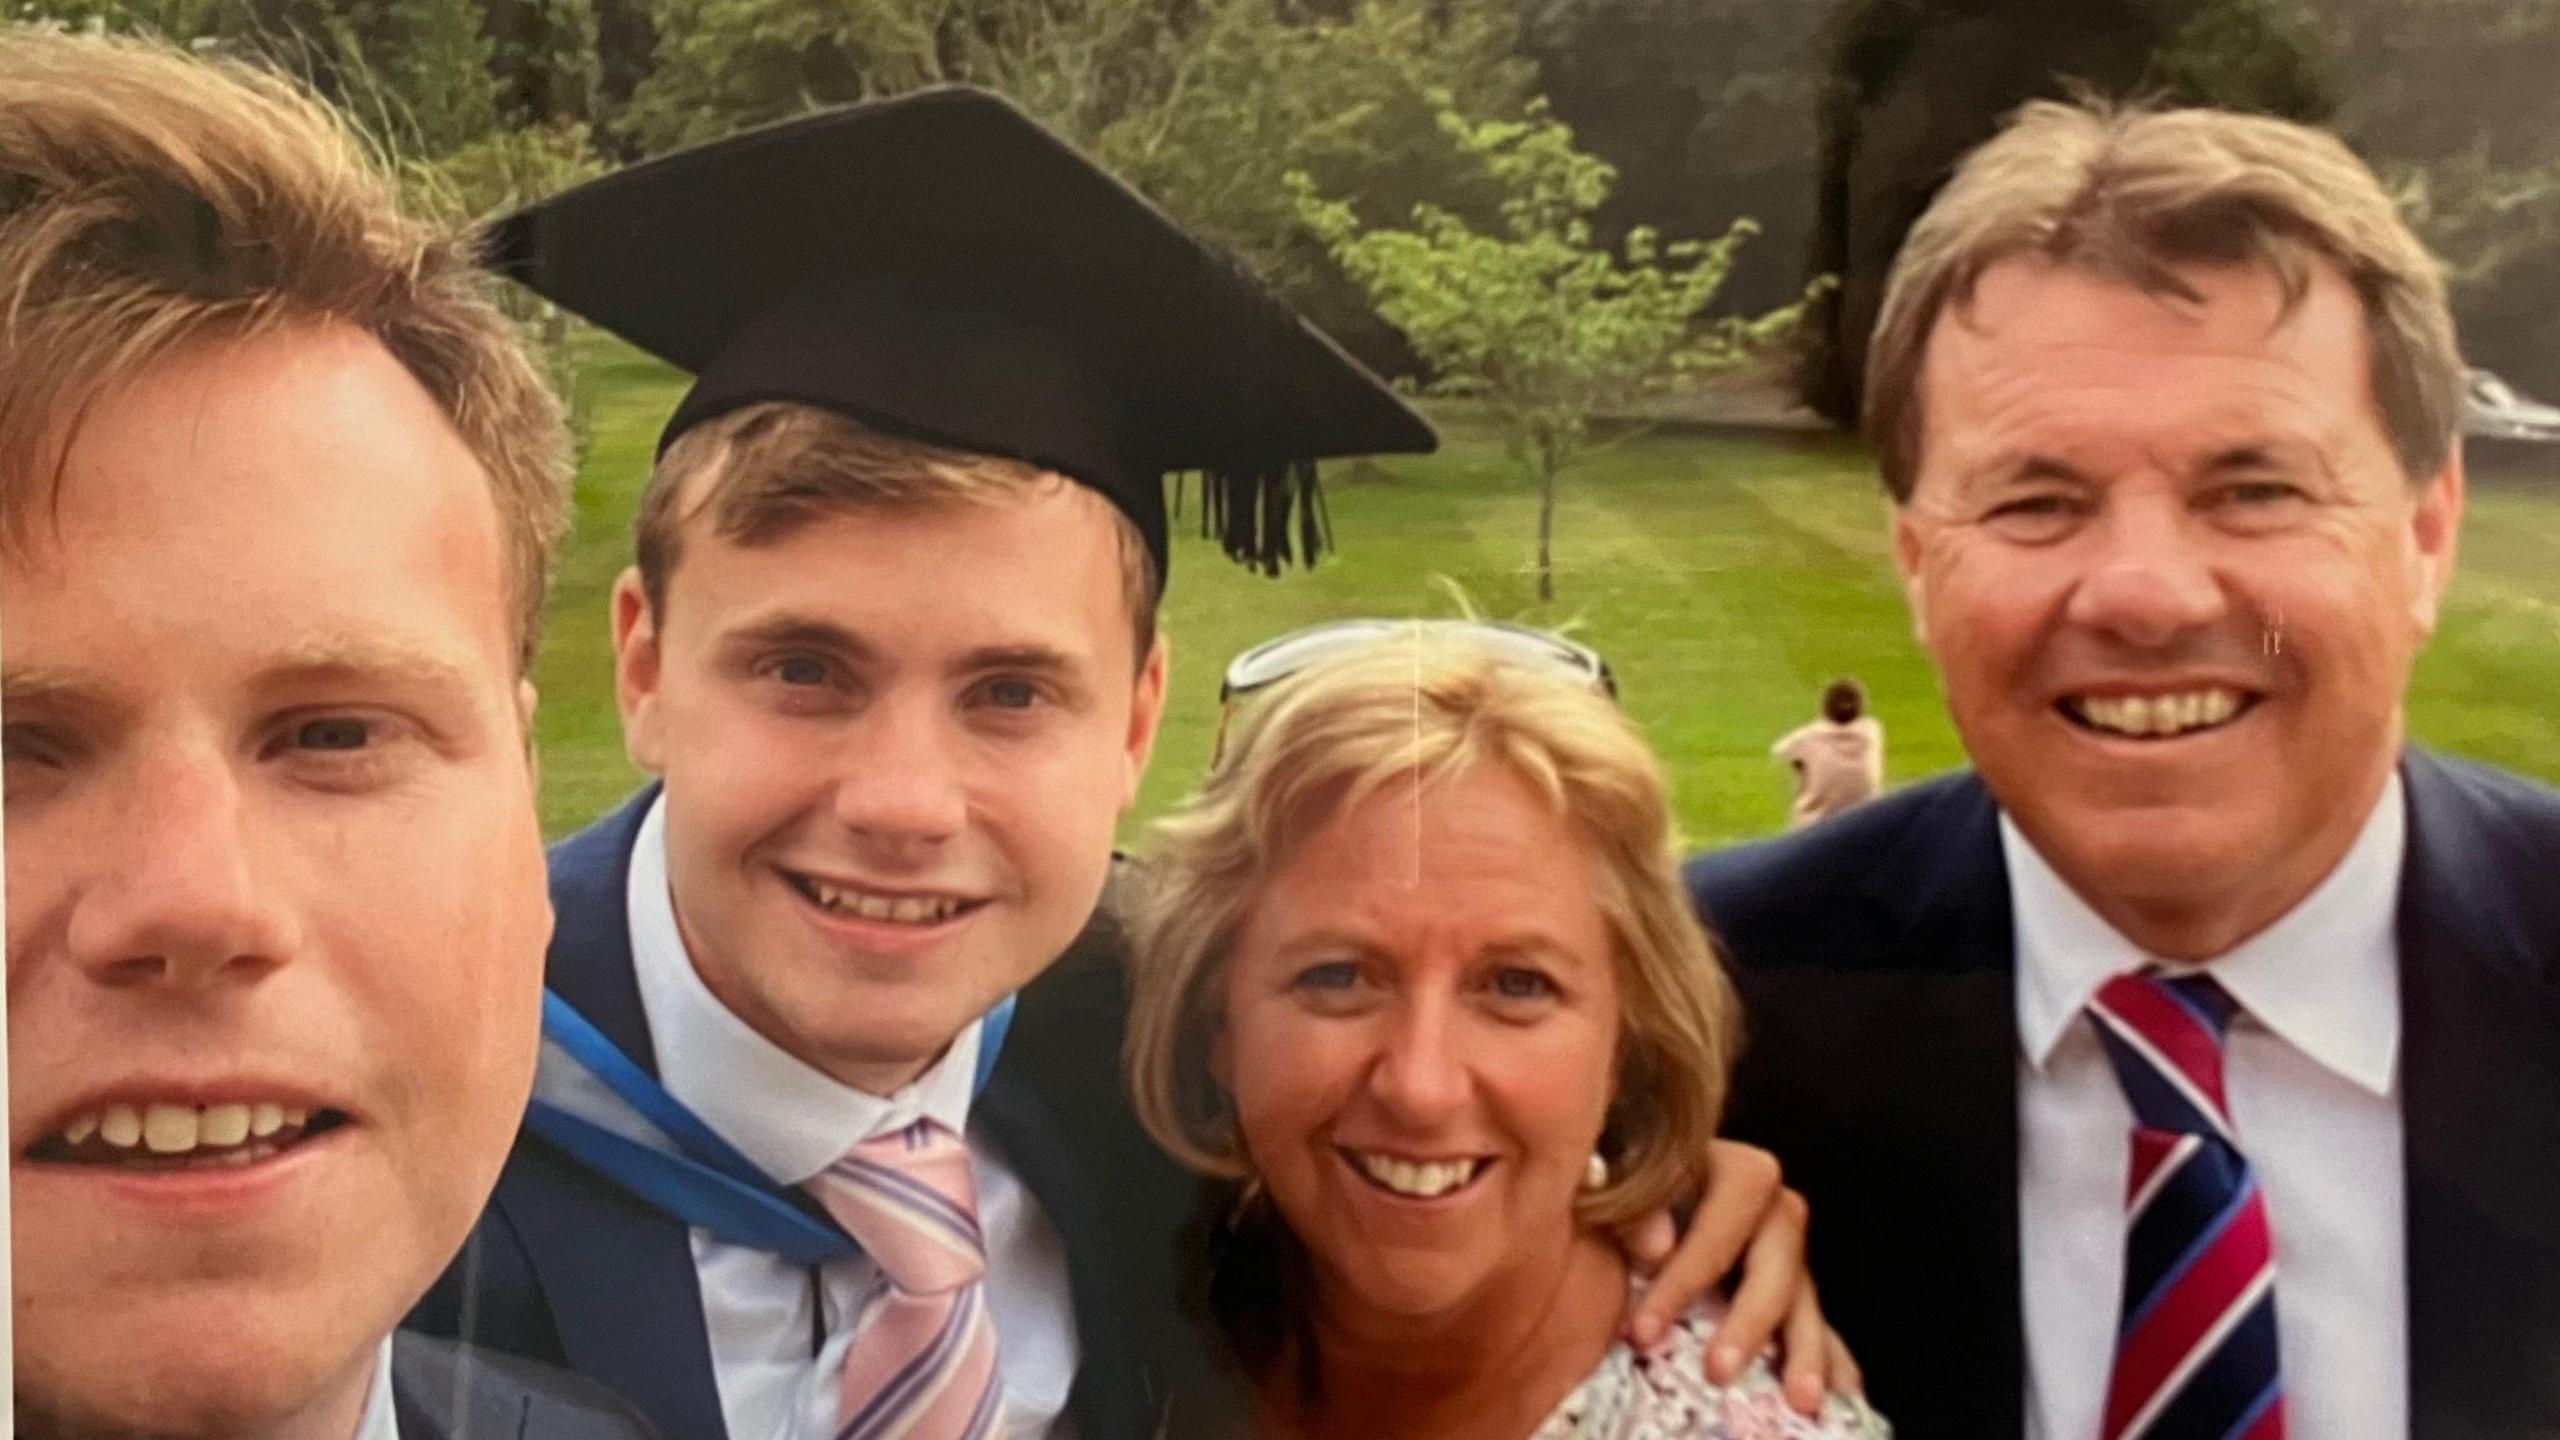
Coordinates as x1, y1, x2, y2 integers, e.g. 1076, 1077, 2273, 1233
356, 1338, 400, 1440
627, 796, 1081, 1440
2008, 777, 2409, 1440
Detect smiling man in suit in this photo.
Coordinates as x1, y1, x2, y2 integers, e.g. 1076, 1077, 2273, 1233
0, 30, 655, 1440
1687, 98, 2560, 1440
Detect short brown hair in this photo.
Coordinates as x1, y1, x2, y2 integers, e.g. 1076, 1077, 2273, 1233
1822, 675, 1867, 725
638, 401, 1162, 660
1124, 625, 1741, 1227
0, 29, 570, 672
1866, 98, 2464, 501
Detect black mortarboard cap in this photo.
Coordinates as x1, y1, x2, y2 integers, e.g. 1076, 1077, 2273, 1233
483, 86, 1436, 578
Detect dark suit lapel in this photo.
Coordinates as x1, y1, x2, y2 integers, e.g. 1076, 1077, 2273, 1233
1855, 775, 2024, 1439
974, 1070, 1153, 1440
388, 1347, 456, 1440
967, 893, 1193, 1440
390, 1331, 660, 1440
545, 786, 664, 1071
1720, 775, 2025, 1439
2394, 751, 2560, 1436
495, 785, 732, 1440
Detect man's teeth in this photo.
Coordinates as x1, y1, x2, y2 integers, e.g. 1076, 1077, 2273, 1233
61, 1101, 313, 1156
2070, 688, 2244, 738
805, 880, 964, 924
1353, 1152, 1482, 1199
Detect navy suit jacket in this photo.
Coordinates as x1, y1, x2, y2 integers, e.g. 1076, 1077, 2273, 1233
410, 788, 1202, 1440
389, 1331, 662, 1439
1684, 749, 2560, 1440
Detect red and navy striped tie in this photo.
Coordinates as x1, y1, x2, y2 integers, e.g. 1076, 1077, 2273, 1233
2087, 971, 2285, 1440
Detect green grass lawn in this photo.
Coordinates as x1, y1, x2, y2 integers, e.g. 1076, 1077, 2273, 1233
532, 341, 2560, 845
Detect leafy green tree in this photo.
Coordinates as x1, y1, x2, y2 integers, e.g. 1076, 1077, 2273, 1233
1096, 0, 1536, 358
402, 118, 609, 432
376, 0, 499, 153
18, 0, 505, 160
486, 0, 603, 126
1297, 98, 1792, 600
616, 0, 1178, 154
2322, 0, 2560, 397
613, 0, 1536, 365
1793, 0, 2334, 427
2145, 0, 2330, 120
12, 0, 236, 36
1518, 0, 1829, 317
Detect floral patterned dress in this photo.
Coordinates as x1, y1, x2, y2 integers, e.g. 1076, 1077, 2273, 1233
1530, 1298, 1892, 1440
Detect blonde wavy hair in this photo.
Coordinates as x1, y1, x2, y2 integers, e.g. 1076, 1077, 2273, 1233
1124, 625, 1741, 1226
0, 29, 569, 671
1866, 97, 2463, 501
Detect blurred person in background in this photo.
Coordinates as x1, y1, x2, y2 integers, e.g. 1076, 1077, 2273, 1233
1771, 678, 1886, 829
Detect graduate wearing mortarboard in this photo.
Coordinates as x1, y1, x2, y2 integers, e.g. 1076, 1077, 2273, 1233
405, 86, 1434, 1440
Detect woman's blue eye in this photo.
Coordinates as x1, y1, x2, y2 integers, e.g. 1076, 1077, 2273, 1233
1491, 968, 1556, 1000
1294, 961, 1360, 991
772, 656, 831, 686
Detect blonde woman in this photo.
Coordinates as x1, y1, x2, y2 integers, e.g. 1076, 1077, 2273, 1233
1127, 628, 1890, 1440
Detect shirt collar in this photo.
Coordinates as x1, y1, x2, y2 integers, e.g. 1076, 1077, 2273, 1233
2007, 772, 2404, 1096
354, 1336, 399, 1440
626, 792, 980, 1185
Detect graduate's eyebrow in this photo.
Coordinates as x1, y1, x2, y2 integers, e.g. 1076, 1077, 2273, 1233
954, 644, 1083, 677
721, 616, 1093, 677
724, 615, 872, 659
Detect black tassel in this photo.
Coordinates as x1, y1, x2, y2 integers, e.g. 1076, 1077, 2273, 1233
1297, 458, 1330, 568
1200, 466, 1227, 560
1202, 458, 1327, 575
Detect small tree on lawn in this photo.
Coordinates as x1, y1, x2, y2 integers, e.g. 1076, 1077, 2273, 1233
1294, 95, 1796, 601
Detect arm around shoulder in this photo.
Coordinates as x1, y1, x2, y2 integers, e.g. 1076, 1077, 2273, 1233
1636, 1305, 1894, 1440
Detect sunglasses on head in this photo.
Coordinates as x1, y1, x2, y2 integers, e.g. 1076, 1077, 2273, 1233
1209, 618, 1619, 765
1218, 618, 1617, 704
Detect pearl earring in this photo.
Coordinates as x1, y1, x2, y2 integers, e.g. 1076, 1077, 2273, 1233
1584, 1152, 1609, 1192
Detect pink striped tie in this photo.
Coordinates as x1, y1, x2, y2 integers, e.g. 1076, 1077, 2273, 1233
807, 1120, 1006, 1440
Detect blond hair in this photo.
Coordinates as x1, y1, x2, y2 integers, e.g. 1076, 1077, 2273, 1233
1124, 626, 1740, 1227
639, 401, 1162, 660
1866, 97, 2463, 501
0, 29, 569, 672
